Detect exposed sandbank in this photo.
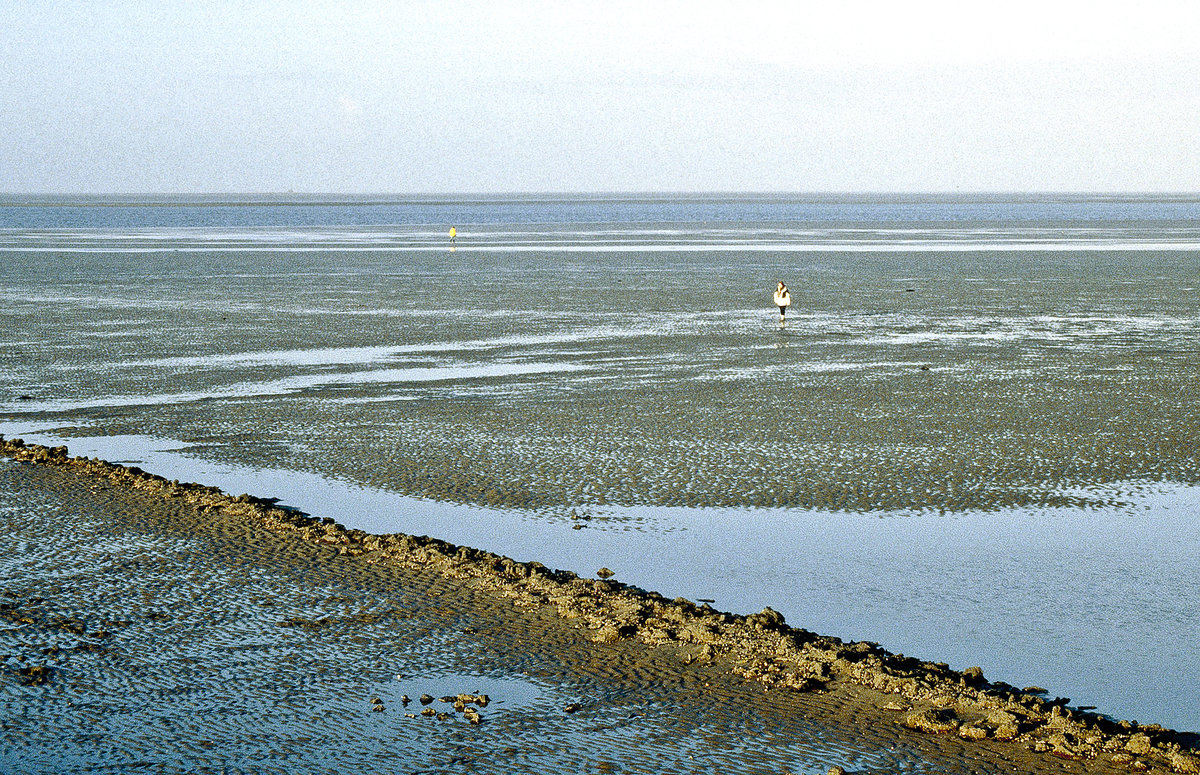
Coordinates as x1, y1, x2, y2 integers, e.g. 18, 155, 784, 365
2, 435, 1197, 774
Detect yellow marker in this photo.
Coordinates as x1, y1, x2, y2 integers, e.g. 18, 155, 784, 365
449, 227, 457, 242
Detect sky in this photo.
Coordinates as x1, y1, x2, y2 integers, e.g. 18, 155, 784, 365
2, 0, 1200, 194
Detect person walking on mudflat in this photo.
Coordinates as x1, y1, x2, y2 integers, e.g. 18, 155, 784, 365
773, 281, 791, 325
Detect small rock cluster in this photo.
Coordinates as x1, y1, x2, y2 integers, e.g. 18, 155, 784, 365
1, 588, 113, 686
387, 692, 489, 724
4, 435, 1198, 773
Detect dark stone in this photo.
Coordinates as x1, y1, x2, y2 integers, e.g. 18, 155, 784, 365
961, 666, 985, 686
16, 665, 53, 686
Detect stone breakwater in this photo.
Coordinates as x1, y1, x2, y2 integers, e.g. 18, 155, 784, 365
2, 435, 1197, 774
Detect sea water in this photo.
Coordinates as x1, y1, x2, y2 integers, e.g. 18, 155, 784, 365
2, 193, 1199, 731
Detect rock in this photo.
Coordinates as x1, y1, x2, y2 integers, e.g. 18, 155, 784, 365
1126, 733, 1153, 756
420, 708, 435, 717
961, 666, 985, 685
419, 693, 434, 705
959, 724, 989, 740
986, 709, 1019, 725
993, 723, 1021, 740
563, 703, 582, 714
828, 767, 847, 775
902, 708, 959, 734
783, 674, 820, 692
596, 567, 614, 579
400, 694, 411, 705
590, 625, 621, 643
985, 709, 1022, 740
1170, 752, 1200, 775
882, 701, 908, 712
1046, 732, 1080, 758
745, 607, 786, 630
16, 665, 53, 686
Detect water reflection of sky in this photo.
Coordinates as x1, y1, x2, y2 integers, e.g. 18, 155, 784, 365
4, 306, 1197, 420
0, 362, 588, 414
3, 422, 1198, 734
7, 222, 1200, 253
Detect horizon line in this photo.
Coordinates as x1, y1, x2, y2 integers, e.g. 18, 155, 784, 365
4, 190, 1200, 201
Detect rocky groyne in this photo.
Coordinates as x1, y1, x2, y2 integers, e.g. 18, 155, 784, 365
3, 434, 1197, 773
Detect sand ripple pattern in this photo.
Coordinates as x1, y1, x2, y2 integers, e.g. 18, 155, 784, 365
5, 246, 1195, 513
0, 459, 1078, 774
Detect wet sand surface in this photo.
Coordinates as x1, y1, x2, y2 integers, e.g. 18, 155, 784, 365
4, 236, 1200, 729
3, 198, 1200, 762
0, 456, 1141, 775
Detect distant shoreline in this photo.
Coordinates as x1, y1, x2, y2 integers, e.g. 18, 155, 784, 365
5, 191, 1200, 203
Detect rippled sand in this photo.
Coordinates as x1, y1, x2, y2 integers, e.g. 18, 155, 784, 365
4, 225, 1200, 735
4, 246, 1199, 514
1, 458, 1139, 774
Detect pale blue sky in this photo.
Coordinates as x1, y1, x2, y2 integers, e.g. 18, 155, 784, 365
3, 0, 1199, 193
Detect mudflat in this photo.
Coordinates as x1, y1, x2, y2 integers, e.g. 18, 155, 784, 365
5, 213, 1200, 729
3, 439, 1191, 774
